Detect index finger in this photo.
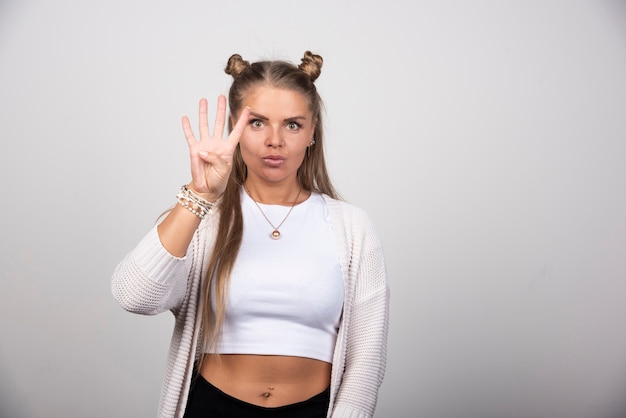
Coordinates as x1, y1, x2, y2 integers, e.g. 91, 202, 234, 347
226, 106, 250, 146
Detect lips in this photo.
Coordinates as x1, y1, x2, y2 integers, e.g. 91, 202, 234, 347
262, 155, 286, 167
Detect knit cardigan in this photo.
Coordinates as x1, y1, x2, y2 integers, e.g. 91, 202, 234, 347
112, 195, 389, 418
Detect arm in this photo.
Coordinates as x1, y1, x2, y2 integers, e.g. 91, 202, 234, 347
111, 225, 193, 315
333, 214, 390, 418
111, 96, 250, 314
159, 96, 249, 257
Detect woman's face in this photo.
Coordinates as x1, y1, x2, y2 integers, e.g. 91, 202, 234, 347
237, 85, 316, 187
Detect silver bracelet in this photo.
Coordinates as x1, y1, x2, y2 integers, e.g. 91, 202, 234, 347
176, 184, 215, 219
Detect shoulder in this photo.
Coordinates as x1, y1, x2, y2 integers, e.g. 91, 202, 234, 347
321, 194, 366, 216
320, 194, 382, 248
321, 194, 375, 225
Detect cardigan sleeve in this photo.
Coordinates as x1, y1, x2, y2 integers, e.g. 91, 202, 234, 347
332, 209, 390, 417
111, 225, 192, 315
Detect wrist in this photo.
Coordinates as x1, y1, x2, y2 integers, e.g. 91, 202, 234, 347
176, 184, 216, 219
187, 183, 220, 203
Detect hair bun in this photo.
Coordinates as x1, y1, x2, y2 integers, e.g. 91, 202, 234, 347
298, 51, 323, 82
225, 54, 250, 78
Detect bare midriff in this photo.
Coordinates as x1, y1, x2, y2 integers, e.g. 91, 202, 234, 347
199, 354, 331, 407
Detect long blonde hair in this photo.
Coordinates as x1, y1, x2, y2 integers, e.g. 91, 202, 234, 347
198, 51, 340, 368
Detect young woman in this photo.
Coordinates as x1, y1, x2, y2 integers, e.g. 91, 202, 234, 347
112, 51, 389, 418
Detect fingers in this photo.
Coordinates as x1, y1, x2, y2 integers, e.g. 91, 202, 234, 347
198, 150, 223, 166
227, 106, 250, 146
198, 98, 209, 139
213, 95, 227, 140
198, 151, 231, 185
181, 116, 196, 147
182, 96, 237, 197
183, 96, 242, 148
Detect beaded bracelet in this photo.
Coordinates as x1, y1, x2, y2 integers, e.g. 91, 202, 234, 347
176, 184, 214, 219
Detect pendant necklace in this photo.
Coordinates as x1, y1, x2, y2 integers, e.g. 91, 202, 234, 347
244, 185, 302, 240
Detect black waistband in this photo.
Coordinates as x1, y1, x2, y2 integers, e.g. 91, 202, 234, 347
184, 373, 330, 418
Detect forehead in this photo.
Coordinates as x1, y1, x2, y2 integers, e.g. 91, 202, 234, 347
243, 86, 312, 116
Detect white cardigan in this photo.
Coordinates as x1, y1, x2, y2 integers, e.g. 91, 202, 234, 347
112, 195, 389, 418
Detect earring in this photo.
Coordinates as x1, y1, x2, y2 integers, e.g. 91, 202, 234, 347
307, 138, 315, 157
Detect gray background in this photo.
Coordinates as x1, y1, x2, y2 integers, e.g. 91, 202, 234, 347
2, 1, 626, 417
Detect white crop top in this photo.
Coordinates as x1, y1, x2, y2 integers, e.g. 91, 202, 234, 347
208, 190, 345, 363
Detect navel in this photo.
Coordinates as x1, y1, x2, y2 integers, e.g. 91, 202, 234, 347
261, 386, 275, 399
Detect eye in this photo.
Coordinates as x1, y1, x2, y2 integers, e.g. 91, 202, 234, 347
286, 121, 301, 131
250, 119, 264, 129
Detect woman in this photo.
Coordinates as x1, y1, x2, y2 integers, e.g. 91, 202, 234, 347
112, 51, 389, 418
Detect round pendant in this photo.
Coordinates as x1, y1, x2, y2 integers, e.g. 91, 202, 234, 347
271, 230, 281, 239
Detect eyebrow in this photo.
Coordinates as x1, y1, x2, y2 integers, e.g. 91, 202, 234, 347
249, 111, 308, 122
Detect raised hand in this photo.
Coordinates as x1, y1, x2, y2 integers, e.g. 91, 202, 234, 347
182, 95, 250, 201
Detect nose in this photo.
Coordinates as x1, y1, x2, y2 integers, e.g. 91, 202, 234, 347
265, 126, 284, 148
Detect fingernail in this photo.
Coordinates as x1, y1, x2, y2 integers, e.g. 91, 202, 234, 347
199, 151, 208, 156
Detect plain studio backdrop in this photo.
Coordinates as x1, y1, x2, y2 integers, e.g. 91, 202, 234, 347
1, 1, 626, 417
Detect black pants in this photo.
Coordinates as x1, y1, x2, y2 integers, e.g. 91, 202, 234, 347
183, 373, 330, 418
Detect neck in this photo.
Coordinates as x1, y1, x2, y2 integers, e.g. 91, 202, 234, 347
244, 178, 305, 206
